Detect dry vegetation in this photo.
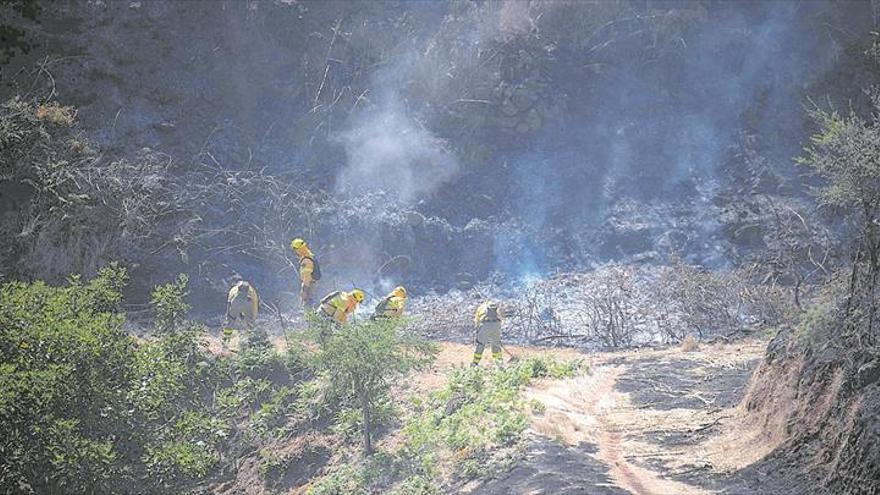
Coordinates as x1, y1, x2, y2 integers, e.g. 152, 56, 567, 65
409, 261, 796, 350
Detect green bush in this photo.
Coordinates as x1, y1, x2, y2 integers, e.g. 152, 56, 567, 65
308, 451, 400, 495
309, 464, 370, 495
236, 343, 287, 381
307, 317, 437, 454
402, 356, 584, 480
252, 386, 295, 436
151, 274, 191, 333
144, 440, 218, 479
142, 410, 227, 479
0, 267, 307, 492
129, 328, 211, 420
387, 475, 440, 495
0, 264, 135, 493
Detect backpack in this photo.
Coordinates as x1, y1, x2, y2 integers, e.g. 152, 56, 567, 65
374, 296, 392, 315
484, 303, 500, 322
320, 290, 341, 307
303, 255, 322, 281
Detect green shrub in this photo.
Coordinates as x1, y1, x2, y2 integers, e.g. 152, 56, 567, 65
313, 355, 584, 493
252, 386, 295, 436
257, 448, 284, 477
309, 464, 370, 495
401, 356, 584, 481
309, 318, 437, 454
387, 475, 440, 495
144, 440, 218, 479
0, 265, 135, 492
151, 274, 190, 333
142, 410, 227, 479
0, 267, 306, 492
128, 328, 212, 421
236, 343, 287, 381
332, 401, 397, 441
42, 418, 119, 492
308, 452, 399, 495
291, 377, 333, 420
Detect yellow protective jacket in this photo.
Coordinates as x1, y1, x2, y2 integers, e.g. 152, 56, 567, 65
295, 247, 315, 286
227, 282, 258, 323
474, 301, 504, 326
374, 294, 406, 319
320, 291, 359, 325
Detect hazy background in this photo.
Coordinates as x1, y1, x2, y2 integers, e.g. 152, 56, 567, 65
1, 0, 878, 311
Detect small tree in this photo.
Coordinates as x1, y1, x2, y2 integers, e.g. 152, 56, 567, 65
799, 97, 880, 345
309, 318, 436, 454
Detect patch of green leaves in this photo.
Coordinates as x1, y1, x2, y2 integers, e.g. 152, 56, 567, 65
151, 273, 190, 333
0, 268, 309, 492
307, 317, 438, 454
310, 355, 584, 493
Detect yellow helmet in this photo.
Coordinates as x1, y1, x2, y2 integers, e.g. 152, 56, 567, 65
392, 286, 407, 298
290, 238, 306, 251
351, 289, 365, 302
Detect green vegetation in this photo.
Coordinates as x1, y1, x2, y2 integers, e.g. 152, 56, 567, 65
308, 356, 585, 494
151, 273, 191, 334
307, 317, 437, 454
0, 264, 133, 493
799, 96, 880, 348
0, 267, 296, 493
0, 267, 447, 493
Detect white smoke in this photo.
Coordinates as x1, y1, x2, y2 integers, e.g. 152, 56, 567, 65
335, 97, 459, 204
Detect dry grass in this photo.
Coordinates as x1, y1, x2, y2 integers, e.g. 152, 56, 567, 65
35, 101, 76, 126
702, 355, 803, 473
680, 335, 699, 352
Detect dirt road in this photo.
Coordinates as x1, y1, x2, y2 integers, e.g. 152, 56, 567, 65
470, 339, 786, 495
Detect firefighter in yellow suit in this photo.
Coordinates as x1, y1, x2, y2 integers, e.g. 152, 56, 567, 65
227, 280, 258, 329
472, 301, 504, 366
319, 289, 364, 326
371, 286, 407, 320
290, 238, 317, 307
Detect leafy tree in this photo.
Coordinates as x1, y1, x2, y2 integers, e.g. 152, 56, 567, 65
308, 318, 436, 454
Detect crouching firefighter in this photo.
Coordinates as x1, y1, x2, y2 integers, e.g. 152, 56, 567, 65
472, 301, 504, 366
227, 280, 259, 330
371, 286, 407, 320
318, 289, 364, 326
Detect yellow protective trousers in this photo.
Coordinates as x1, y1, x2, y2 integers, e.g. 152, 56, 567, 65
472, 320, 502, 365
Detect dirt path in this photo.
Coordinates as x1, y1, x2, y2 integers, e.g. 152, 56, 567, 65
529, 366, 709, 495
474, 339, 774, 495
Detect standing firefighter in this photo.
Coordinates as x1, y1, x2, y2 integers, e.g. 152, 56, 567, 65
227, 280, 258, 329
290, 238, 321, 307
372, 286, 407, 320
472, 301, 504, 366
319, 289, 364, 326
